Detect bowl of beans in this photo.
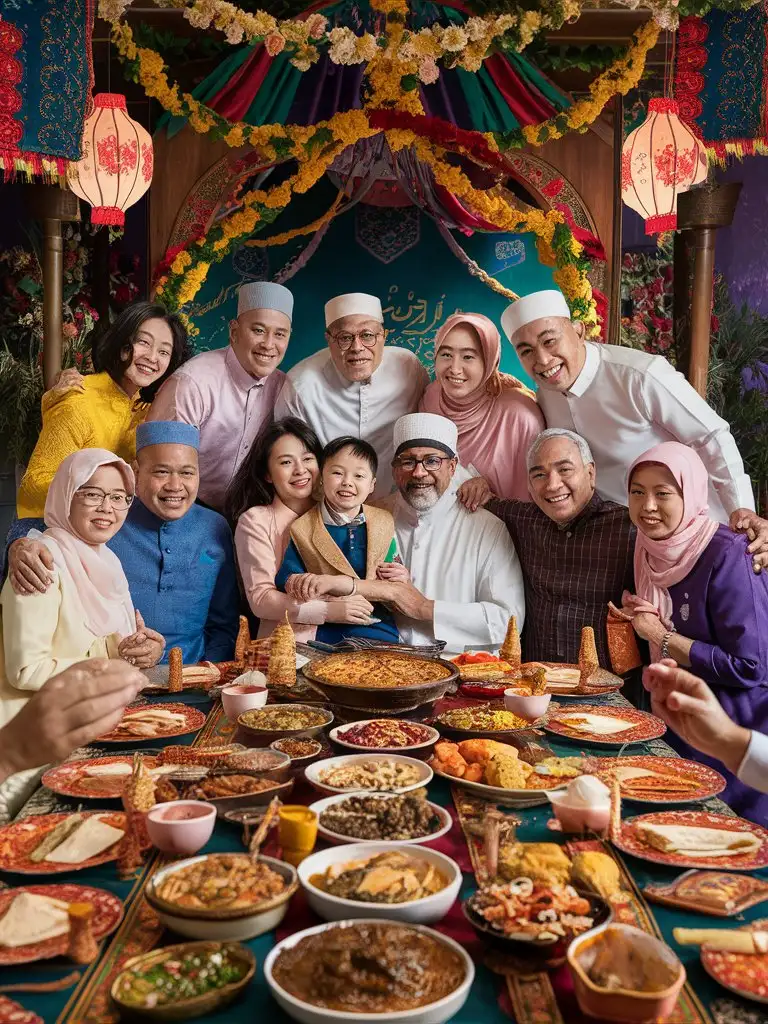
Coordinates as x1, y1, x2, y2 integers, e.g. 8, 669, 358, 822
328, 719, 440, 760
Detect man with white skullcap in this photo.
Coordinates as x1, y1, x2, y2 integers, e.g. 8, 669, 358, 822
374, 412, 525, 654
274, 292, 429, 497
148, 282, 293, 510
500, 289, 768, 568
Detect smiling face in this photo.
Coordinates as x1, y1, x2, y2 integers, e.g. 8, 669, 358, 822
392, 445, 457, 511
266, 433, 320, 508
229, 308, 291, 379
326, 314, 386, 383
435, 324, 486, 399
528, 435, 595, 525
513, 316, 586, 393
69, 464, 132, 544
322, 445, 376, 513
135, 443, 199, 521
628, 463, 685, 540
121, 318, 174, 392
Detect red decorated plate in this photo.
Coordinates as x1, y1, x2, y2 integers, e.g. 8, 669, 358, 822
0, 812, 146, 875
97, 702, 206, 743
590, 755, 726, 804
458, 682, 509, 700
41, 755, 164, 800
613, 810, 768, 871
544, 706, 666, 746
702, 918, 768, 1003
0, 997, 43, 1023
0, 884, 123, 965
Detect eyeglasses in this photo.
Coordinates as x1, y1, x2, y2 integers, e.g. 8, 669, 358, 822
392, 455, 453, 473
330, 329, 383, 352
74, 487, 133, 510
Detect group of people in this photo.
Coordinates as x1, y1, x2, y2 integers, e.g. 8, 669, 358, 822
0, 281, 767, 824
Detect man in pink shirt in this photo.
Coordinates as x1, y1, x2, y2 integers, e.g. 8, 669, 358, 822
148, 282, 292, 510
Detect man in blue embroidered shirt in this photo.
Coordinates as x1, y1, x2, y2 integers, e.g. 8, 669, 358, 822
7, 421, 239, 664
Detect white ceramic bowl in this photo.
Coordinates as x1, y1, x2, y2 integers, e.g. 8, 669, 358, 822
297, 843, 461, 924
329, 720, 440, 759
305, 753, 433, 796
264, 919, 474, 1024
145, 800, 217, 856
221, 681, 268, 718
144, 853, 297, 941
503, 687, 552, 721
309, 791, 452, 846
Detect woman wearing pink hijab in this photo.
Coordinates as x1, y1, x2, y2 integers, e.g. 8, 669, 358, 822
420, 312, 544, 500
0, 448, 165, 729
620, 441, 768, 821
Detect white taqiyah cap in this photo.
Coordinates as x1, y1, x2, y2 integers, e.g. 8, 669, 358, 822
500, 289, 571, 341
237, 281, 294, 320
325, 292, 383, 327
393, 412, 458, 459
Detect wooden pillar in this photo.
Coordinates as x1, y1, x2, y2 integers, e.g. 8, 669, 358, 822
688, 226, 716, 397
672, 230, 690, 377
24, 186, 80, 389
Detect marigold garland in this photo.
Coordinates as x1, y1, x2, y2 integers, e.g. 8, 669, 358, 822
245, 191, 346, 248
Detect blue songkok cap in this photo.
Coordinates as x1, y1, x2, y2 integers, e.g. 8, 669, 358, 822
237, 281, 294, 321
136, 421, 200, 451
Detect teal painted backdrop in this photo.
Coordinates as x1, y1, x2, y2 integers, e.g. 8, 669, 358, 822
187, 177, 555, 387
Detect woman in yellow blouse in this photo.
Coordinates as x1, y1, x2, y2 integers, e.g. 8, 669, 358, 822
16, 301, 191, 518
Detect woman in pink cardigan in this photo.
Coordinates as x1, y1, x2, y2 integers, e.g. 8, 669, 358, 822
225, 418, 376, 640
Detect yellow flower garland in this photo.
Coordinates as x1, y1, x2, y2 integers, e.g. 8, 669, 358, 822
245, 191, 346, 248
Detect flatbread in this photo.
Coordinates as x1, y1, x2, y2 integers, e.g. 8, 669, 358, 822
543, 667, 581, 689
44, 816, 125, 864
0, 892, 70, 947
561, 713, 635, 736
637, 823, 762, 858
84, 763, 181, 779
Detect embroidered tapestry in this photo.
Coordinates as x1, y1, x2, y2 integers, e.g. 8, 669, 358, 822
0, 0, 94, 180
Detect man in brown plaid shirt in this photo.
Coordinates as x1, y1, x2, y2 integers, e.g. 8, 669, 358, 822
485, 428, 635, 668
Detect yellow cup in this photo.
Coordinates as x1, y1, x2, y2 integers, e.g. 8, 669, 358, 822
278, 806, 318, 866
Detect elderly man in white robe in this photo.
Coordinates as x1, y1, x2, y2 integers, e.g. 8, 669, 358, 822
496, 288, 768, 570
274, 292, 429, 497
376, 413, 525, 654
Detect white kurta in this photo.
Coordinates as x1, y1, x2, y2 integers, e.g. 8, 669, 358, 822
386, 484, 525, 655
738, 730, 768, 795
274, 347, 430, 497
536, 343, 754, 522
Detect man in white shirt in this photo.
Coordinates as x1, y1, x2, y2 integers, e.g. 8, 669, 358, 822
500, 289, 768, 568
148, 281, 292, 510
274, 292, 429, 497
377, 412, 525, 654
643, 661, 768, 802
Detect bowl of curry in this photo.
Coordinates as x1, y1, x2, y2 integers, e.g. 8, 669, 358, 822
303, 652, 458, 712
264, 919, 474, 1023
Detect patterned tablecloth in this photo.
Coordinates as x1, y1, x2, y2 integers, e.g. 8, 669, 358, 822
2, 686, 767, 1024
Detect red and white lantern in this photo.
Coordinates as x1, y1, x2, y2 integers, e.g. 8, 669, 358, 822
68, 93, 153, 226
621, 98, 708, 235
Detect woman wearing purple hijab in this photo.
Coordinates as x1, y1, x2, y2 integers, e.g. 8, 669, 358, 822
619, 441, 768, 824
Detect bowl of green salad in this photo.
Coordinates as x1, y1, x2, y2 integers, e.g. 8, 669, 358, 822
110, 939, 255, 1020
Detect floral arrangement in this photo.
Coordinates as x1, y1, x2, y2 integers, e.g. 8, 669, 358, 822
0, 229, 99, 464
619, 250, 675, 360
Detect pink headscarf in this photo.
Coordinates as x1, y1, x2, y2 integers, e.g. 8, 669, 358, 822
630, 442, 719, 642
420, 313, 544, 500
43, 448, 136, 638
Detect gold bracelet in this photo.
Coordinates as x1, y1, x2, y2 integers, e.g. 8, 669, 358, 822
348, 576, 357, 596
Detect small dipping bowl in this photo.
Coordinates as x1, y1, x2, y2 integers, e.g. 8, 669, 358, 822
278, 805, 318, 867
221, 683, 268, 719
504, 687, 551, 722
146, 800, 216, 856
546, 790, 611, 834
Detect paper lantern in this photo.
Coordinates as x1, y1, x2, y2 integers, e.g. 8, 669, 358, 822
621, 98, 708, 235
68, 93, 153, 226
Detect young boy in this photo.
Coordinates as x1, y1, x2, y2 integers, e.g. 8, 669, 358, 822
275, 436, 405, 643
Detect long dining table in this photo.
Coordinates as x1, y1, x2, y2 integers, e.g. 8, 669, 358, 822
1, 674, 767, 1024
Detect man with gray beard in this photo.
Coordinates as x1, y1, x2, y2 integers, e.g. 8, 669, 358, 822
377, 413, 525, 654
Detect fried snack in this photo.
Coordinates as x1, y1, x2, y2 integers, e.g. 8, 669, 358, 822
499, 842, 572, 886
577, 626, 599, 690
158, 744, 240, 768
499, 615, 522, 670
457, 738, 515, 765
168, 646, 183, 693
117, 808, 144, 878
235, 616, 250, 662
485, 752, 532, 790
123, 754, 156, 815
610, 778, 622, 841
67, 903, 99, 964
268, 613, 296, 687
570, 851, 625, 902
432, 742, 468, 778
